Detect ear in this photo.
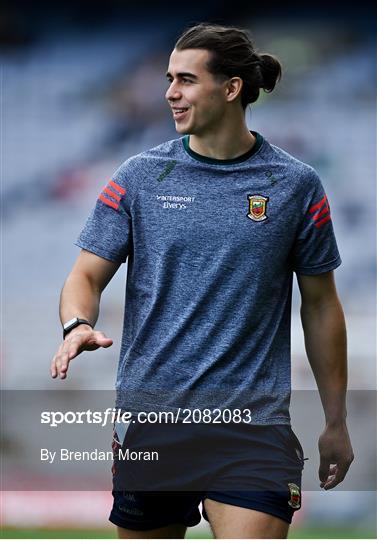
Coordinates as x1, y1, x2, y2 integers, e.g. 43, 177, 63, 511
225, 77, 243, 103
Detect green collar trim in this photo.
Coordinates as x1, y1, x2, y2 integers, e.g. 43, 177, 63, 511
182, 131, 264, 165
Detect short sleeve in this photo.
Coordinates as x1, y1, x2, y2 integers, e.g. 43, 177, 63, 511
291, 169, 342, 275
75, 162, 133, 263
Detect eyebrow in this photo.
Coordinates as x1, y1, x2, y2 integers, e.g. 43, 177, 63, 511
166, 71, 198, 80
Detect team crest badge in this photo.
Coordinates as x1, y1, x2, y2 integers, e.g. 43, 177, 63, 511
247, 195, 269, 221
287, 483, 301, 509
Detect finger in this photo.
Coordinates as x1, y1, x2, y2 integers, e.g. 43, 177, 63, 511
99, 337, 113, 348
322, 475, 337, 490
94, 333, 113, 347
68, 332, 103, 353
50, 358, 57, 378
66, 343, 81, 360
330, 461, 350, 487
319, 456, 331, 483
55, 335, 89, 379
58, 350, 71, 378
54, 342, 66, 371
322, 467, 342, 490
322, 462, 349, 490
320, 465, 337, 488
59, 335, 91, 375
62, 337, 85, 365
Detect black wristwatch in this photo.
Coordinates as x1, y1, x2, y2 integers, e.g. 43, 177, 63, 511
63, 317, 93, 339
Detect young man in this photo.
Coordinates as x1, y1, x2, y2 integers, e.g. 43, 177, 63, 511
51, 23, 354, 539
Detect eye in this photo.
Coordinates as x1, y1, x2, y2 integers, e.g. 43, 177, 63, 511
182, 78, 192, 84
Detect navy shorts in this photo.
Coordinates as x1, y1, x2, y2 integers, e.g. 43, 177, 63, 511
109, 420, 305, 530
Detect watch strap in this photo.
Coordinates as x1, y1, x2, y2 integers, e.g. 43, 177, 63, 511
63, 318, 93, 339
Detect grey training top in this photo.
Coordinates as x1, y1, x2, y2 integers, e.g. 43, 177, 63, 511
76, 131, 341, 424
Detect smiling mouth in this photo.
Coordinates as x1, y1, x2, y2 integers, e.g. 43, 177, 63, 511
172, 107, 189, 119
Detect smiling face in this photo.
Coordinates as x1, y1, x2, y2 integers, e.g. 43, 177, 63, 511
165, 48, 230, 136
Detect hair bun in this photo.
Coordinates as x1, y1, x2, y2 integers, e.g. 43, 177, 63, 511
258, 53, 282, 93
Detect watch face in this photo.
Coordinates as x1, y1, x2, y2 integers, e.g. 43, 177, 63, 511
63, 317, 78, 330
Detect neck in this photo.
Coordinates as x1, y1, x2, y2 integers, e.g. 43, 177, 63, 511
189, 117, 255, 160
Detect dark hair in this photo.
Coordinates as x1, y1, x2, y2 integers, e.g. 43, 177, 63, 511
175, 23, 282, 109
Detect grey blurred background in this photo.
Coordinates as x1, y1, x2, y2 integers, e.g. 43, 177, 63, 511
2, 0, 376, 536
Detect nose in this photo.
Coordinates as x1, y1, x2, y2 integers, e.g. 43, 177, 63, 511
165, 81, 181, 102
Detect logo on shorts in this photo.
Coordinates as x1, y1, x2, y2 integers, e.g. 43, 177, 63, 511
247, 194, 269, 221
287, 483, 301, 509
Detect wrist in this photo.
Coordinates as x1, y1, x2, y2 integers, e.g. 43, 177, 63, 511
64, 324, 93, 339
62, 317, 93, 339
325, 416, 347, 428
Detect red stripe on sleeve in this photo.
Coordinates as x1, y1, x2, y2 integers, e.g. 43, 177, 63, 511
103, 186, 121, 202
309, 195, 327, 214
99, 194, 119, 210
312, 205, 329, 221
109, 180, 126, 195
315, 214, 331, 228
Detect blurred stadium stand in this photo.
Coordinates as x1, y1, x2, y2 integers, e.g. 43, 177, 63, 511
2, 1, 376, 536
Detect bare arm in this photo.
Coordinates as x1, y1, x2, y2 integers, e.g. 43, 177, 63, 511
297, 271, 354, 489
51, 249, 121, 380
